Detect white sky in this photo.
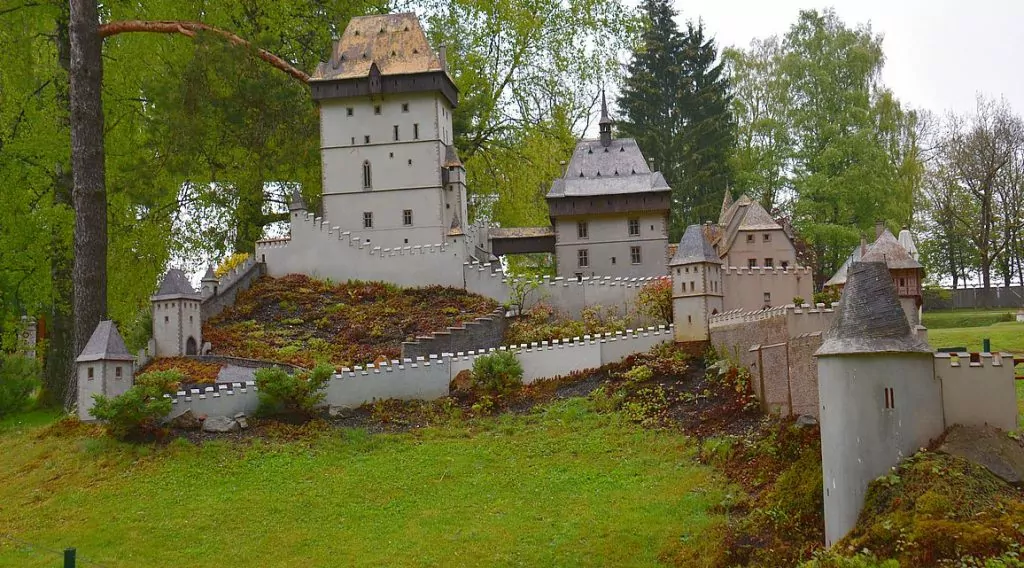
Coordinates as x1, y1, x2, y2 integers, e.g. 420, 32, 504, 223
674, 0, 1024, 116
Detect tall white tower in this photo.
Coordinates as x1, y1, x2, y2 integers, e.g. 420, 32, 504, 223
670, 224, 724, 342
310, 13, 464, 249
151, 269, 203, 357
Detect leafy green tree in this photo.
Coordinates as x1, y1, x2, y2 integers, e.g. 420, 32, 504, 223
618, 0, 734, 239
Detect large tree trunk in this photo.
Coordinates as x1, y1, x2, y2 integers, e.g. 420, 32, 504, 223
69, 0, 107, 409
41, 4, 76, 408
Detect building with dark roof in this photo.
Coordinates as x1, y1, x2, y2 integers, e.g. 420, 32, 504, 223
545, 92, 671, 278
715, 193, 798, 270
76, 320, 135, 421
151, 268, 202, 357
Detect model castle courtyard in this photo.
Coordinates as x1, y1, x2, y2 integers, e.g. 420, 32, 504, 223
75, 12, 1019, 550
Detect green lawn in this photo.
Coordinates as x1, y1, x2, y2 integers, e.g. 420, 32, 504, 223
0, 400, 727, 568
922, 308, 1016, 330
928, 321, 1024, 354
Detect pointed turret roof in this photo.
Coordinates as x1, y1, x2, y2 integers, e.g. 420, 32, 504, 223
671, 224, 722, 265
599, 90, 612, 126
201, 264, 218, 282
898, 228, 919, 261
720, 190, 734, 224
289, 187, 307, 211
825, 229, 922, 288
817, 261, 929, 356
152, 268, 200, 300
77, 320, 135, 362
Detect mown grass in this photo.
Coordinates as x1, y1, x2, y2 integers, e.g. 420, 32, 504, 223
928, 321, 1024, 353
921, 308, 1015, 330
0, 400, 728, 568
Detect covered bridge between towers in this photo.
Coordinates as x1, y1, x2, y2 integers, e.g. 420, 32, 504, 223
486, 227, 556, 256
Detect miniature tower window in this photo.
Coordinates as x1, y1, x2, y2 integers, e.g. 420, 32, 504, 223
363, 161, 372, 189
403, 209, 413, 226
631, 246, 642, 265
346, 107, 353, 116
578, 249, 589, 268
402, 102, 409, 112
363, 211, 373, 228
577, 221, 588, 239
393, 125, 399, 141
884, 387, 895, 409
374, 105, 381, 115
413, 123, 419, 139
628, 219, 639, 236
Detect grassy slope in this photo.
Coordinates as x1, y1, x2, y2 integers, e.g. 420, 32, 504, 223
922, 309, 1015, 330
927, 321, 1024, 353
203, 275, 498, 369
0, 401, 728, 568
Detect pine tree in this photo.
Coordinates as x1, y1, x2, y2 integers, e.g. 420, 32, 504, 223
617, 1, 734, 240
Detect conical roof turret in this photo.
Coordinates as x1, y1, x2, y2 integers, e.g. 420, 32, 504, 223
599, 90, 612, 147
817, 261, 928, 356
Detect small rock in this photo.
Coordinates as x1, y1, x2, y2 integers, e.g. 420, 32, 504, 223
168, 410, 202, 431
329, 405, 354, 419
234, 412, 249, 430
795, 414, 818, 428
202, 416, 240, 433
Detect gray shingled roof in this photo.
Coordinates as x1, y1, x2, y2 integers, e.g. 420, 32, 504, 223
825, 229, 922, 287
153, 268, 199, 300
443, 144, 463, 168
715, 195, 784, 254
546, 138, 670, 198
671, 224, 722, 265
817, 261, 929, 356
289, 187, 307, 211
77, 320, 135, 362
201, 264, 218, 282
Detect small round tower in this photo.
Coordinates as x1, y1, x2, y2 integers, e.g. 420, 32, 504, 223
816, 261, 941, 546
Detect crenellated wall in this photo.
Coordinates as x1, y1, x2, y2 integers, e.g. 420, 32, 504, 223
934, 352, 1018, 432
162, 325, 673, 420
720, 265, 815, 313
201, 257, 266, 321
401, 308, 506, 360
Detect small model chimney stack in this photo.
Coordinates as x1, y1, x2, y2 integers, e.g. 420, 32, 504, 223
439, 44, 448, 72
875, 220, 885, 239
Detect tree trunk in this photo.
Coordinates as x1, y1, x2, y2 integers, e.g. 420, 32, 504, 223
41, 4, 76, 408
69, 0, 107, 409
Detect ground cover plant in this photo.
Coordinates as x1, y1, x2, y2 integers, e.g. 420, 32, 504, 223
505, 303, 629, 345
203, 275, 498, 368
0, 400, 730, 568
89, 370, 183, 440
255, 364, 333, 419
137, 357, 223, 385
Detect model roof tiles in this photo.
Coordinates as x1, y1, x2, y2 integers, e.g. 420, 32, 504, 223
313, 13, 446, 82
671, 224, 721, 265
817, 261, 929, 356
77, 320, 135, 362
546, 138, 670, 198
825, 229, 922, 287
153, 268, 199, 299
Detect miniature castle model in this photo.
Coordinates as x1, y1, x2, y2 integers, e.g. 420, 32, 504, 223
670, 225, 724, 342
151, 268, 203, 357
545, 92, 671, 279
76, 321, 135, 421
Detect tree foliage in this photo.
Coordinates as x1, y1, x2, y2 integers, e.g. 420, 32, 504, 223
617, 0, 734, 239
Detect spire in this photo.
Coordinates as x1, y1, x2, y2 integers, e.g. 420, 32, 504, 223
201, 264, 218, 282
720, 189, 734, 223
599, 89, 612, 147
289, 187, 307, 212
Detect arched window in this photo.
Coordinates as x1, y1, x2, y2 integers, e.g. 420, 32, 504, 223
362, 160, 372, 189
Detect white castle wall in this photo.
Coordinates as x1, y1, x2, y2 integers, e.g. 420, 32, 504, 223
257, 211, 466, 288
934, 352, 1018, 432
161, 326, 672, 419
721, 266, 815, 313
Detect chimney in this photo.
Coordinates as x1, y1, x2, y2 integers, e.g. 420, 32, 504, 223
439, 44, 448, 72
329, 37, 341, 69
875, 220, 885, 239
860, 236, 868, 256
559, 160, 567, 176
648, 157, 655, 171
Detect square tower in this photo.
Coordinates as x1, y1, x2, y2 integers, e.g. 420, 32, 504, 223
310, 13, 466, 249
76, 321, 135, 421
151, 269, 203, 357
670, 224, 724, 342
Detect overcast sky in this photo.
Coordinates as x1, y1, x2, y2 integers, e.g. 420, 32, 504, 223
674, 0, 1024, 117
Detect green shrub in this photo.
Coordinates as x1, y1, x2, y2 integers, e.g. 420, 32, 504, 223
90, 370, 182, 440
471, 350, 523, 396
799, 551, 899, 568
793, 296, 806, 306
622, 364, 653, 386
0, 354, 41, 417
255, 364, 333, 417
813, 287, 841, 307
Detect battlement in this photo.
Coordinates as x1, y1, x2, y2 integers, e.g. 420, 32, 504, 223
709, 303, 835, 327
933, 352, 1017, 433
722, 265, 814, 276
216, 257, 258, 290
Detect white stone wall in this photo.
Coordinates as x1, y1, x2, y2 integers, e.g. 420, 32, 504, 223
721, 266, 814, 312
722, 228, 797, 268
77, 360, 134, 421
152, 298, 202, 357
161, 326, 672, 419
257, 211, 466, 288
934, 352, 1018, 433
554, 213, 669, 278
321, 186, 447, 248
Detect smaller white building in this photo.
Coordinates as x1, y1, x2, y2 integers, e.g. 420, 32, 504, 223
76, 320, 135, 421
670, 224, 724, 342
151, 268, 203, 357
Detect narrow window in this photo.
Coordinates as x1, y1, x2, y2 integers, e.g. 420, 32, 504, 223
346, 107, 354, 116
781, 261, 789, 270
374, 105, 381, 115
628, 218, 640, 236
900, 278, 906, 287
763, 292, 771, 305
577, 249, 589, 268
748, 259, 757, 268
630, 246, 642, 265
746, 234, 755, 243
765, 258, 774, 268
364, 135, 371, 144
577, 221, 588, 239
87, 367, 94, 380
689, 281, 694, 292
164, 316, 169, 323
351, 136, 355, 145
685, 267, 689, 273
401, 102, 409, 112
413, 123, 419, 139
393, 125, 400, 141
363, 211, 373, 229
688, 315, 692, 323
884, 387, 895, 409
115, 366, 122, 379
403, 209, 413, 226
763, 233, 771, 242
363, 161, 372, 188
612, 257, 616, 265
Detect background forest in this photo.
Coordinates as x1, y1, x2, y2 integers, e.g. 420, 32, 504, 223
1, 0, 1022, 405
